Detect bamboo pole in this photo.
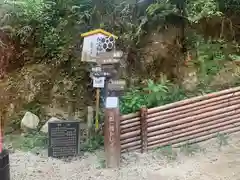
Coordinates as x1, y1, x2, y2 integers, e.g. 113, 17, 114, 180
148, 108, 240, 138
121, 121, 140, 129
148, 87, 240, 114
120, 130, 141, 140
121, 125, 140, 134
147, 97, 240, 126
172, 127, 240, 148
120, 117, 140, 126
121, 145, 141, 153
148, 103, 240, 133
121, 136, 141, 145
148, 116, 240, 144
121, 112, 140, 121
147, 121, 240, 149
147, 94, 240, 121
121, 140, 141, 150
95, 88, 100, 131
148, 125, 240, 150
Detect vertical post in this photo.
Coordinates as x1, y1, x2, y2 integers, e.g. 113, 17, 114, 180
104, 108, 120, 168
0, 109, 6, 153
87, 106, 94, 142
0, 110, 10, 180
95, 88, 100, 131
140, 107, 148, 153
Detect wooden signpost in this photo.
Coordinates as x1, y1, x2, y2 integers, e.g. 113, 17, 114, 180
81, 29, 125, 168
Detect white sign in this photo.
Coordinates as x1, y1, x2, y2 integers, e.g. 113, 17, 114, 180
93, 76, 105, 88
81, 34, 116, 62
106, 97, 119, 108
81, 33, 106, 62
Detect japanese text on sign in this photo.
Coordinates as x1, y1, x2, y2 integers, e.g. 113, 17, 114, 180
108, 114, 115, 149
108, 80, 126, 91
93, 76, 105, 88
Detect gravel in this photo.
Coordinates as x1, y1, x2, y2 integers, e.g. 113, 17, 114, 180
9, 132, 240, 180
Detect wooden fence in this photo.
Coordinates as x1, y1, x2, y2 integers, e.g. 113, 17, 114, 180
120, 86, 240, 153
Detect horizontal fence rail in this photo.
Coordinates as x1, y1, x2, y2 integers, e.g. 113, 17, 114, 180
120, 86, 240, 153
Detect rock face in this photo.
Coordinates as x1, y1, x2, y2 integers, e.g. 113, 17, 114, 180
21, 112, 40, 130
40, 117, 60, 133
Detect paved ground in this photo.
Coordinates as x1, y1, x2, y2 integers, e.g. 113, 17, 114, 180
10, 132, 240, 180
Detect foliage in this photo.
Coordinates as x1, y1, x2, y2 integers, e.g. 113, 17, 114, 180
154, 145, 178, 161
186, 0, 222, 23
146, 0, 178, 25
195, 39, 226, 75
4, 131, 48, 153
80, 134, 104, 152
0, 0, 240, 117
216, 132, 229, 150
0, 0, 91, 68
180, 143, 205, 156
120, 79, 188, 114
22, 100, 45, 119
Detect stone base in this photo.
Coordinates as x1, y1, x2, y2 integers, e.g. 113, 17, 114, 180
0, 150, 10, 180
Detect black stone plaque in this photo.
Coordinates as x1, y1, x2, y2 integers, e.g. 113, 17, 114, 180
48, 121, 80, 158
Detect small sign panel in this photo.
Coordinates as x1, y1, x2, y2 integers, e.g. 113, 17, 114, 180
93, 76, 105, 88
95, 51, 123, 65
106, 97, 119, 108
108, 80, 126, 91
102, 64, 118, 78
81, 29, 117, 62
48, 121, 80, 158
91, 71, 111, 77
81, 34, 107, 62
91, 66, 102, 72
97, 58, 120, 65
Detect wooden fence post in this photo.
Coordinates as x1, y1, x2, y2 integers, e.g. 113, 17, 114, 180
104, 108, 121, 168
140, 107, 148, 153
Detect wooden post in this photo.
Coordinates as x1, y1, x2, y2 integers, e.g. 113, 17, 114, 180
104, 108, 120, 168
87, 106, 94, 141
140, 107, 148, 153
67, 98, 76, 121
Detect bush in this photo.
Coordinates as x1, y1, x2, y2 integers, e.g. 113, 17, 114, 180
120, 79, 188, 114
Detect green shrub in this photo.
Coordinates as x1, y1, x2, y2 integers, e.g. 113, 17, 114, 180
120, 79, 188, 114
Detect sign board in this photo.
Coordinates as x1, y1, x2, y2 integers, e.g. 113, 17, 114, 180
91, 66, 102, 72
81, 29, 117, 62
96, 51, 123, 65
108, 90, 125, 97
108, 80, 126, 91
91, 71, 111, 78
48, 121, 80, 158
106, 97, 119, 108
102, 64, 118, 78
93, 76, 105, 88
97, 58, 120, 65
91, 64, 117, 78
